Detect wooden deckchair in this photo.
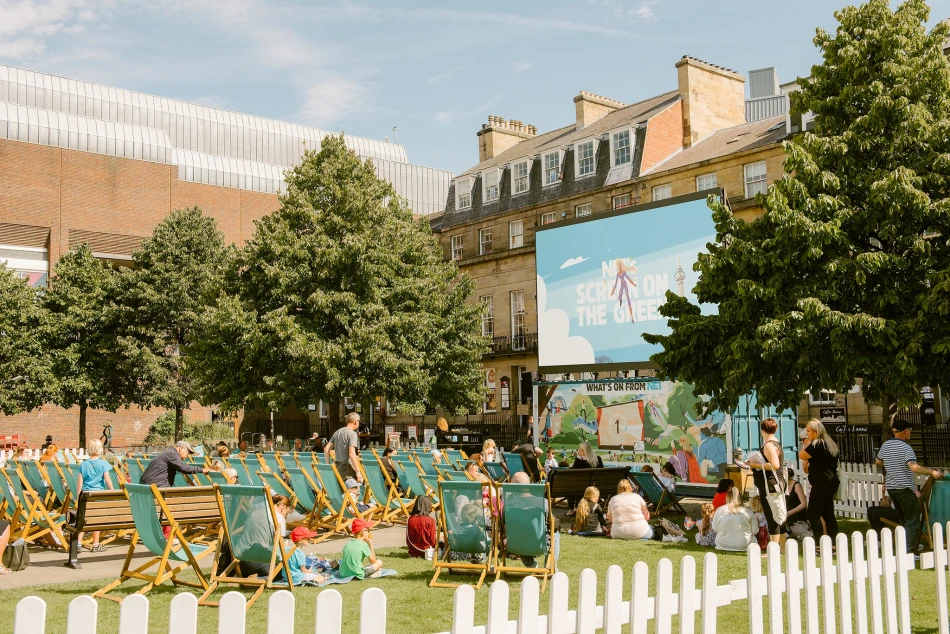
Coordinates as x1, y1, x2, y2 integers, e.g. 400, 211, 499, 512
431, 480, 494, 590
7, 464, 68, 548
494, 482, 557, 591
628, 471, 687, 516
312, 462, 373, 535
360, 460, 413, 524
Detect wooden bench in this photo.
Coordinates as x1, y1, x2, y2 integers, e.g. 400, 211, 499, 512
674, 482, 718, 500
64, 485, 222, 569
547, 467, 632, 504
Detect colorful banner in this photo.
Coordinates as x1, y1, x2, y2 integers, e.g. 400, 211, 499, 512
535, 195, 718, 369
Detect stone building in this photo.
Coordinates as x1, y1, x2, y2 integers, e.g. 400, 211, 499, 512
429, 56, 790, 435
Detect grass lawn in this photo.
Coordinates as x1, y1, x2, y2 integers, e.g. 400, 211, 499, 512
1, 519, 942, 634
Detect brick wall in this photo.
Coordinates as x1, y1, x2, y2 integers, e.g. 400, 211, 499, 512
640, 101, 684, 174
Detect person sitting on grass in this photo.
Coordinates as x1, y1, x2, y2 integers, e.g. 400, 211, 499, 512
406, 495, 437, 558
712, 479, 734, 509
606, 478, 667, 541
694, 502, 717, 547
285, 527, 329, 586
712, 487, 757, 552
77, 440, 114, 552
571, 486, 609, 536
340, 518, 383, 579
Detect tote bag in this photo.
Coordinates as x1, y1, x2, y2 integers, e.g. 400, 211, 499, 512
834, 465, 849, 502
765, 474, 788, 525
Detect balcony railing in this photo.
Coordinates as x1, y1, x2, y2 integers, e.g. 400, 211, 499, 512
485, 333, 538, 356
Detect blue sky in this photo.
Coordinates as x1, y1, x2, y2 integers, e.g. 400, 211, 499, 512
2, 0, 947, 174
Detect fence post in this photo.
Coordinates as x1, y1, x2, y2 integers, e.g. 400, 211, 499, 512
700, 552, 719, 634
747, 543, 764, 634
169, 593, 198, 634
486, 579, 510, 634
118, 595, 149, 634
267, 590, 294, 634
218, 592, 247, 634
547, 572, 570, 634
518, 576, 541, 634
765, 541, 784, 634
603, 565, 624, 634
785, 539, 802, 634
803, 537, 820, 634
935, 524, 949, 634
314, 589, 342, 634
655, 558, 674, 634
65, 596, 98, 634
835, 533, 853, 634
881, 529, 899, 634
678, 555, 697, 634
819, 536, 837, 634
14, 597, 46, 634
866, 530, 884, 634
629, 561, 649, 634
894, 528, 911, 634
360, 588, 387, 634
450, 585, 475, 634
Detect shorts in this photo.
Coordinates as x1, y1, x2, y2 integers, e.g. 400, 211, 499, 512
336, 462, 356, 480
0, 519, 9, 535
362, 565, 382, 578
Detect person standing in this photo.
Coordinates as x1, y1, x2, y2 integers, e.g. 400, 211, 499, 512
798, 419, 839, 541
511, 442, 543, 482
750, 418, 787, 551
325, 413, 363, 483
875, 419, 942, 552
140, 440, 209, 487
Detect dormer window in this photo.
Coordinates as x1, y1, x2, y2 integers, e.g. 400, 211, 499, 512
483, 169, 500, 202
543, 151, 562, 186
576, 140, 596, 178
610, 129, 633, 167
455, 177, 472, 209
512, 160, 529, 195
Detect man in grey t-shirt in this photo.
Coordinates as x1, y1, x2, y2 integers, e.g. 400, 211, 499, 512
325, 412, 363, 483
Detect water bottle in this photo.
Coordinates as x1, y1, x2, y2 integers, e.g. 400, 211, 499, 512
424, 547, 434, 561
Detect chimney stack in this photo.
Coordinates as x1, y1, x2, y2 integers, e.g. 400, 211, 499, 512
676, 56, 746, 147
476, 115, 538, 162
574, 92, 625, 129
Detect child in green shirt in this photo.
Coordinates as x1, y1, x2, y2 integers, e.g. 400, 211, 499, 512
339, 518, 383, 579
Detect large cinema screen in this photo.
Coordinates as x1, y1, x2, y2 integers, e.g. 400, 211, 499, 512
535, 191, 719, 373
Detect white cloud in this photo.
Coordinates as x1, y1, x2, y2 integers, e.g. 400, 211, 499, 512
427, 66, 463, 84
511, 61, 533, 74
435, 93, 502, 126
0, 36, 45, 58
586, 0, 659, 24
632, 1, 658, 21
296, 77, 373, 126
537, 275, 596, 367
560, 256, 589, 270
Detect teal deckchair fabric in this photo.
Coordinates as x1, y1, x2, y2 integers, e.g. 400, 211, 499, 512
220, 485, 279, 564
0, 471, 20, 517
420, 475, 441, 497
259, 471, 295, 502
482, 462, 507, 482
20, 461, 48, 497
127, 461, 145, 484
8, 469, 65, 531
628, 471, 685, 515
503, 452, 525, 476
500, 484, 548, 557
931, 479, 950, 529
285, 467, 319, 514
173, 471, 190, 487
262, 454, 283, 476
415, 453, 437, 476
442, 450, 464, 467
125, 484, 208, 562
208, 471, 233, 486
63, 463, 81, 500
302, 463, 324, 493
314, 463, 353, 517
231, 459, 255, 486
445, 471, 471, 482
440, 481, 490, 556
45, 464, 70, 506
393, 461, 426, 498
363, 462, 412, 512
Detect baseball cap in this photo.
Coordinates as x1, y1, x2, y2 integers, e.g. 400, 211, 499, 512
290, 526, 319, 543
344, 477, 360, 489
892, 419, 912, 432
175, 440, 196, 455
351, 518, 376, 534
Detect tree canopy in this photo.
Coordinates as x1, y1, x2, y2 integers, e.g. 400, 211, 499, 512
188, 134, 486, 415
645, 0, 950, 420
0, 266, 49, 415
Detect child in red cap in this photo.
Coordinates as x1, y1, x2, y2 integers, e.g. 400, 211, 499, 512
287, 526, 329, 586
339, 518, 383, 579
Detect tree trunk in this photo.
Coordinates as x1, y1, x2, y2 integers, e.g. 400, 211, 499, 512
175, 405, 184, 442
881, 395, 898, 441
78, 398, 87, 449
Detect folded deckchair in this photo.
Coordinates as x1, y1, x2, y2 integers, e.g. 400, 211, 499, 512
628, 471, 687, 516
431, 480, 494, 589
7, 465, 68, 548
494, 482, 556, 591
360, 460, 413, 524
198, 484, 296, 609
93, 484, 215, 602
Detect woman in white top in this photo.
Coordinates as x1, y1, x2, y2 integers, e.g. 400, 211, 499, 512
606, 479, 654, 540
712, 488, 757, 551
482, 439, 499, 463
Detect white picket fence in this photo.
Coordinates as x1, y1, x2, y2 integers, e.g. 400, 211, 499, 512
0, 448, 87, 461
14, 525, 950, 634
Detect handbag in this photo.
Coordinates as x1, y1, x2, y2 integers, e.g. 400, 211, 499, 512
2, 538, 29, 571
834, 465, 849, 502
764, 473, 788, 525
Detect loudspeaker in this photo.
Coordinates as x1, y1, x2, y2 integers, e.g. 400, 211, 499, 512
521, 371, 533, 404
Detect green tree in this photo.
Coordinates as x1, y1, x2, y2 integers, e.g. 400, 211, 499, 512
645, 0, 950, 424
43, 245, 121, 447
0, 266, 49, 414
188, 135, 487, 416
113, 208, 229, 441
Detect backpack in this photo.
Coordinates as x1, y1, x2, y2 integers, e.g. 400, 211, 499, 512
3, 538, 29, 571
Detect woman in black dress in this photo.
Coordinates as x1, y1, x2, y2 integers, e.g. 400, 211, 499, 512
565, 441, 604, 516
798, 419, 840, 541
750, 418, 787, 550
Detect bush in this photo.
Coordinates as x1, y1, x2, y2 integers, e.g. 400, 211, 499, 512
143, 411, 233, 445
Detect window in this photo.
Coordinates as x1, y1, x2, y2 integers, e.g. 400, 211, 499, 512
479, 227, 493, 255
611, 129, 632, 166
510, 220, 524, 249
696, 173, 718, 191
480, 296, 494, 338
576, 140, 595, 177
540, 212, 556, 225
653, 184, 672, 201
455, 177, 472, 209
512, 160, 529, 194
613, 193, 631, 209
510, 290, 526, 350
451, 235, 463, 261
807, 390, 836, 406
744, 161, 768, 198
483, 169, 500, 202
543, 151, 561, 186
576, 203, 592, 218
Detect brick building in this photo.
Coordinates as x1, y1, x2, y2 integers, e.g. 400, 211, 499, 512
0, 64, 454, 449
429, 56, 789, 433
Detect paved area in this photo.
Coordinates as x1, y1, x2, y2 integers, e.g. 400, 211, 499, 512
0, 524, 409, 590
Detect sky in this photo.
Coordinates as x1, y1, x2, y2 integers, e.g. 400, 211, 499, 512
2, 0, 948, 175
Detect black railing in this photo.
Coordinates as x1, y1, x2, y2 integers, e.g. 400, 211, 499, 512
486, 333, 538, 357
